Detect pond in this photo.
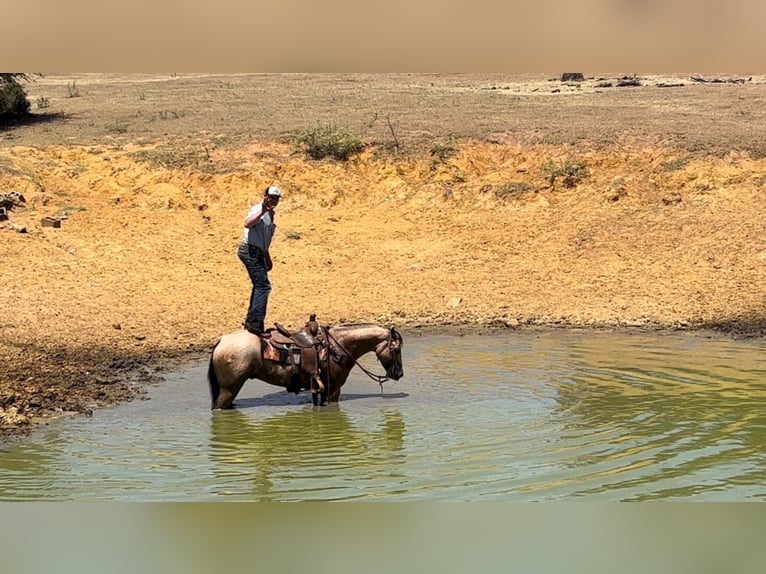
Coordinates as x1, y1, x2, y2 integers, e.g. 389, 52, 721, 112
1, 331, 765, 501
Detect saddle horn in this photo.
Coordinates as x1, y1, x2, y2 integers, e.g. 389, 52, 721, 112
307, 314, 319, 337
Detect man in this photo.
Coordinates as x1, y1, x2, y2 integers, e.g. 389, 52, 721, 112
238, 185, 281, 335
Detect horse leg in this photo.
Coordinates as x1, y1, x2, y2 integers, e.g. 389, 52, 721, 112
315, 376, 328, 406
214, 387, 236, 410
327, 385, 342, 403
322, 373, 344, 403
308, 375, 321, 405
309, 374, 326, 406
213, 375, 248, 409
211, 350, 250, 409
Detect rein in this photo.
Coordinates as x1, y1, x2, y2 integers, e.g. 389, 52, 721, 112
324, 327, 390, 388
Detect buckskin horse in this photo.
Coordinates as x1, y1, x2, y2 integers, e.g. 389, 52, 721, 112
207, 321, 404, 409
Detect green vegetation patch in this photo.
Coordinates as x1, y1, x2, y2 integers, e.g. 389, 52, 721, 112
542, 158, 588, 188
296, 124, 365, 161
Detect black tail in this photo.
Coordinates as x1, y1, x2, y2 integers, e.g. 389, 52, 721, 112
208, 339, 221, 409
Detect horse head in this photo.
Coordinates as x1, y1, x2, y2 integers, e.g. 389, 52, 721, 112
376, 326, 404, 381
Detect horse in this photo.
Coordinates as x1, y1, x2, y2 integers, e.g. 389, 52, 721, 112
207, 323, 404, 410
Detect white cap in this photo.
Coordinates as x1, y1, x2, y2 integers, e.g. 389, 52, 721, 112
266, 185, 282, 197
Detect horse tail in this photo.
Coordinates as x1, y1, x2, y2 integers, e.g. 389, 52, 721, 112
208, 339, 221, 410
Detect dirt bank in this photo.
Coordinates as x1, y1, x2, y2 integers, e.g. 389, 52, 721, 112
3, 73, 766, 440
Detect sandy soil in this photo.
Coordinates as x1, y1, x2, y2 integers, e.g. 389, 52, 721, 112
3, 73, 766, 440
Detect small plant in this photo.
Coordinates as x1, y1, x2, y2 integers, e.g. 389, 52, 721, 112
36, 95, 50, 109
285, 230, 302, 240
58, 205, 87, 217
67, 81, 80, 98
542, 158, 587, 188
157, 109, 185, 120
430, 143, 458, 163
297, 124, 364, 161
495, 182, 534, 199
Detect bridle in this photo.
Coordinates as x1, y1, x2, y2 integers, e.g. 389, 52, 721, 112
324, 327, 401, 388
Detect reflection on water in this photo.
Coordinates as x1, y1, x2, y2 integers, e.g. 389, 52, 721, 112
1, 331, 765, 501
209, 408, 405, 501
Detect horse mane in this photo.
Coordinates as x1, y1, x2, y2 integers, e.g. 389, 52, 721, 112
330, 323, 404, 344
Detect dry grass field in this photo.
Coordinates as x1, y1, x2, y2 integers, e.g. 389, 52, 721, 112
3, 72, 766, 438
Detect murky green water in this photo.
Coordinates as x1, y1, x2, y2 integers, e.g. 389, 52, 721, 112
2, 331, 766, 501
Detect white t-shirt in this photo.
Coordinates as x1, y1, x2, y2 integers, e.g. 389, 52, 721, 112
242, 202, 277, 250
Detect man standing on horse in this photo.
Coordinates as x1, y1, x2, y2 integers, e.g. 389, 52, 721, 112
238, 185, 281, 335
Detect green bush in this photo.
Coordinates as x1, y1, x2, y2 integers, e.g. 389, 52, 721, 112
542, 158, 587, 188
298, 124, 364, 161
0, 82, 31, 121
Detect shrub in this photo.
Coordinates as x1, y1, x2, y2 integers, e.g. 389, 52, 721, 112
0, 82, 31, 121
298, 124, 364, 161
542, 158, 587, 188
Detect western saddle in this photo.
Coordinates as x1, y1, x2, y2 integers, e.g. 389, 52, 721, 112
261, 314, 328, 400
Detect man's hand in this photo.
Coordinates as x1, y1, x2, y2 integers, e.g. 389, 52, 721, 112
263, 197, 278, 212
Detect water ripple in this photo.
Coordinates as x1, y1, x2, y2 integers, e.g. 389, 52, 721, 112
2, 331, 766, 500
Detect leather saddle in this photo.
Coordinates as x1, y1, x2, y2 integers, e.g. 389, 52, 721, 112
261, 315, 326, 394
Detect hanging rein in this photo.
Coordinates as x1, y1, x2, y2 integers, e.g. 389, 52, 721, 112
323, 326, 392, 390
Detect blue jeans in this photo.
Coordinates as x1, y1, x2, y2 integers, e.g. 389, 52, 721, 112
238, 243, 271, 333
